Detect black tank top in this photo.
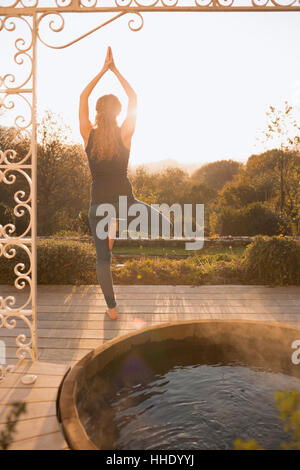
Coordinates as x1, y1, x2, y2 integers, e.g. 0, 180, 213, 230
85, 127, 134, 204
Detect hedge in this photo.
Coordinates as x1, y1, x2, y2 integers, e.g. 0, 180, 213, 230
241, 235, 300, 285
0, 236, 299, 286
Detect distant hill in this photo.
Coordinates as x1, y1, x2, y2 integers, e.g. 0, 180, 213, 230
129, 158, 199, 176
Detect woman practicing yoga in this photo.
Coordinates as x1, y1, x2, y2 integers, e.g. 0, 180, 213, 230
79, 46, 171, 321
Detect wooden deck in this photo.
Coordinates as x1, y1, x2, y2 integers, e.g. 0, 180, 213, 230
1, 284, 300, 449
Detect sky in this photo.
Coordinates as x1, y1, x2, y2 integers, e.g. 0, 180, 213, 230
2, 10, 300, 167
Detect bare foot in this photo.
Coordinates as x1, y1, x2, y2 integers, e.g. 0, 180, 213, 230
106, 305, 118, 320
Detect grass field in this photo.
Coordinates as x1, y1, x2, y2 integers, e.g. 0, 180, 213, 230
112, 245, 246, 258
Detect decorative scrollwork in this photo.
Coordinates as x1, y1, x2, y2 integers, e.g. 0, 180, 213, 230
37, 10, 128, 49
114, 0, 134, 6
55, 0, 73, 6
128, 11, 144, 31
0, 9, 37, 379
0, 16, 33, 91
1, 0, 300, 10
0, 166, 33, 239
0, 243, 33, 312
0, 242, 34, 378
251, 0, 269, 5
0, 1, 38, 6
215, 0, 235, 7
0, 93, 33, 136
80, 0, 98, 7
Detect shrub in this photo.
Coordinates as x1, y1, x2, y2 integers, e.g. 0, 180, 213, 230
210, 202, 282, 236
112, 255, 245, 286
37, 240, 97, 284
53, 230, 82, 237
0, 236, 298, 286
242, 235, 300, 285
78, 209, 90, 235
112, 257, 202, 285
0, 240, 97, 285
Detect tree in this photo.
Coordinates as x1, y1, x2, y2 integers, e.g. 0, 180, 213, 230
257, 102, 300, 223
156, 167, 190, 206
36, 110, 91, 235
130, 166, 160, 205
191, 159, 243, 192
259, 101, 300, 151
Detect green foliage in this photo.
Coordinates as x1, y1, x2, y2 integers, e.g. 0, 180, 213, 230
259, 101, 300, 151
191, 159, 243, 191
0, 240, 242, 285
113, 257, 202, 285
210, 202, 282, 236
242, 148, 300, 234
242, 235, 300, 285
0, 114, 91, 237
53, 230, 82, 237
113, 254, 244, 286
36, 111, 90, 235
0, 402, 27, 450
1, 236, 299, 286
37, 240, 97, 284
2, 106, 300, 239
275, 390, 300, 450
78, 209, 91, 235
217, 182, 266, 209
131, 166, 190, 206
234, 439, 264, 450
0, 240, 97, 285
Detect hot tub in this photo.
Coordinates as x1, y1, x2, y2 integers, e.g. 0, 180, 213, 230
59, 320, 300, 450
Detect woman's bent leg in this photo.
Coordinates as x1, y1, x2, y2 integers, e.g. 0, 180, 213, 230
127, 197, 173, 237
88, 204, 117, 309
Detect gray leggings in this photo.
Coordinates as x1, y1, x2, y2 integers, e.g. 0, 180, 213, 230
88, 197, 172, 309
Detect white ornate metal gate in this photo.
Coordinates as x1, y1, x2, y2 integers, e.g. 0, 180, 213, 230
0, 0, 299, 380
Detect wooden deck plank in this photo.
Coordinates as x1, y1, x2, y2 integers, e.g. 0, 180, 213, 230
1, 284, 300, 450
36, 311, 299, 321
0, 387, 61, 404
3, 290, 300, 300
4, 301, 300, 312
0, 416, 61, 442
27, 304, 300, 313
8, 431, 68, 450
37, 348, 92, 363
2, 316, 300, 341
2, 371, 68, 389
0, 402, 57, 424
9, 360, 71, 376
2, 284, 300, 294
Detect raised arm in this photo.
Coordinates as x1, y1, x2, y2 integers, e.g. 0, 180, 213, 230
109, 48, 137, 149
79, 49, 110, 148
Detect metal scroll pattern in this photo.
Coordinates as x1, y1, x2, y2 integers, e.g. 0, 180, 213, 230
0, 14, 37, 381
0, 0, 299, 10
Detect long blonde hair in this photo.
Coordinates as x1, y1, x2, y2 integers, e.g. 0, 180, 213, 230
91, 94, 122, 161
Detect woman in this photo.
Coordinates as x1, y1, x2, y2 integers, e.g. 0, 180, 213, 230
79, 46, 171, 321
